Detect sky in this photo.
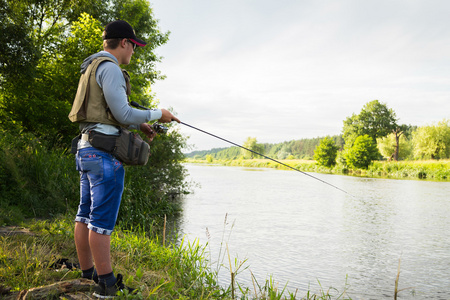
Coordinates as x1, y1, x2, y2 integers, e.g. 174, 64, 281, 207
148, 0, 450, 151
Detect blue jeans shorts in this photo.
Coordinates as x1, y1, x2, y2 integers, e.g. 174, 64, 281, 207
75, 147, 125, 235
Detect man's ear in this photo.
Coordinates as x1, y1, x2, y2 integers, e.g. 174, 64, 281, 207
121, 38, 127, 48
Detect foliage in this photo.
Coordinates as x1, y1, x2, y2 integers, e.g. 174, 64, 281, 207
0, 0, 188, 230
377, 132, 412, 160
368, 160, 450, 180
344, 135, 379, 169
0, 0, 169, 145
206, 154, 214, 162
0, 129, 79, 223
314, 137, 339, 168
412, 119, 450, 160
0, 128, 189, 228
241, 137, 264, 159
118, 127, 190, 231
186, 135, 344, 161
342, 100, 398, 146
276, 144, 291, 160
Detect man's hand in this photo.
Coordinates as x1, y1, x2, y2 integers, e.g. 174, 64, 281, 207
159, 108, 180, 123
140, 123, 157, 141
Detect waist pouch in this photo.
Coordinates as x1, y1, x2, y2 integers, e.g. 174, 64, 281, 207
88, 129, 150, 165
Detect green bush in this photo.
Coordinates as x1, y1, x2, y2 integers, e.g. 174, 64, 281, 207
119, 128, 190, 230
0, 128, 190, 229
344, 135, 379, 169
0, 130, 79, 222
314, 137, 338, 168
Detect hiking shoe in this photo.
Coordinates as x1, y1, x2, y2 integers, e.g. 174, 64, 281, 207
93, 274, 136, 298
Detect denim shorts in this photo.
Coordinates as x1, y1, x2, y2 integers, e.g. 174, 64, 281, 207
75, 147, 125, 235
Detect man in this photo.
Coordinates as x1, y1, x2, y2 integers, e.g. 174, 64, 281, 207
68, 20, 180, 298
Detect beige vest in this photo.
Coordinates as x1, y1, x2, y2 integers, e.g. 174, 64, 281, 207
68, 57, 131, 127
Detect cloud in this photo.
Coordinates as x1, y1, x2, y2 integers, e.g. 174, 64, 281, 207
151, 0, 450, 150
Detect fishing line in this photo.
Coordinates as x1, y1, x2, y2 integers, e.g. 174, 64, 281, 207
180, 122, 353, 196
129, 101, 353, 196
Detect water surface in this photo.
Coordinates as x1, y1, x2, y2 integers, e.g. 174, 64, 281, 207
172, 164, 450, 299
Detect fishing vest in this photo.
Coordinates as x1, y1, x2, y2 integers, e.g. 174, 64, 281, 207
68, 57, 131, 127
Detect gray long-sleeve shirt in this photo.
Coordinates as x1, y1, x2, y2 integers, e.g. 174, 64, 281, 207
78, 51, 162, 149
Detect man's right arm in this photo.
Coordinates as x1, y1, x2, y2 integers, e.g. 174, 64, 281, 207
96, 62, 162, 125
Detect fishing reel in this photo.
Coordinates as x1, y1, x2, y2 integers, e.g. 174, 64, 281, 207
151, 122, 168, 134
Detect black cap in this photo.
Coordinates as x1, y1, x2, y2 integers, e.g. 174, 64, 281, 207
103, 20, 147, 47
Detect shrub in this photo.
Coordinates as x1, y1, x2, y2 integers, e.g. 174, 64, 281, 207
314, 137, 339, 168
344, 135, 379, 169
0, 128, 190, 229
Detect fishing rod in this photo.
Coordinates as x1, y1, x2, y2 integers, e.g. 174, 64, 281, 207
130, 101, 352, 196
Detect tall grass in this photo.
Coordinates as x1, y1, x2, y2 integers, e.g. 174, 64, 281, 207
0, 216, 354, 299
368, 160, 450, 180
0, 217, 224, 299
0, 131, 79, 224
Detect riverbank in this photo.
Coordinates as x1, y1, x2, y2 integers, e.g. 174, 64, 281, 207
0, 217, 352, 299
184, 158, 450, 181
0, 217, 221, 299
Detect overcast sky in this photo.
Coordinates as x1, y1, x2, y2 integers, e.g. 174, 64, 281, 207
149, 0, 450, 151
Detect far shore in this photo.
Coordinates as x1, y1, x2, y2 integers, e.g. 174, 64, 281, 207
184, 158, 450, 181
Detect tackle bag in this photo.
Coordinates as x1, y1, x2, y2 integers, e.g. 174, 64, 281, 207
88, 129, 150, 165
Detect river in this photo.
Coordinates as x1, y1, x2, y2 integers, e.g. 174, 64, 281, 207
170, 163, 450, 299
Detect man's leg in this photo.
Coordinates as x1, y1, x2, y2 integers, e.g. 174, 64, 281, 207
89, 230, 113, 275
74, 221, 94, 270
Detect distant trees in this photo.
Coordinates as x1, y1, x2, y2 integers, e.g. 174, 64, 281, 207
314, 137, 338, 168
186, 102, 450, 167
242, 137, 264, 159
377, 132, 412, 161
343, 100, 398, 145
412, 120, 450, 159
185, 136, 344, 160
342, 100, 403, 168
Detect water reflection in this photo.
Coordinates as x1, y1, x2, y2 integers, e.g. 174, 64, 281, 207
169, 164, 450, 299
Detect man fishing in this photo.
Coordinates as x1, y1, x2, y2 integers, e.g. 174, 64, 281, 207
68, 20, 180, 298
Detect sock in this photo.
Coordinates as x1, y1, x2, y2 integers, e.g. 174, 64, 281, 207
98, 272, 117, 287
82, 266, 98, 283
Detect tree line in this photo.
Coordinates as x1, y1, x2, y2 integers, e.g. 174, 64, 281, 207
189, 100, 450, 170
315, 100, 449, 169
186, 135, 343, 160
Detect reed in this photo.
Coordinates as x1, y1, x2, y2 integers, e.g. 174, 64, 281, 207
1, 216, 362, 299
394, 258, 414, 299
368, 160, 450, 180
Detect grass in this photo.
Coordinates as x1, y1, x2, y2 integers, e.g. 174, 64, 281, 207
185, 158, 450, 181
368, 160, 450, 180
0, 216, 354, 299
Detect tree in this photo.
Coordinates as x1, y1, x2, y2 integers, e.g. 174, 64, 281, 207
314, 137, 339, 168
242, 137, 264, 159
343, 100, 398, 146
344, 135, 379, 169
277, 145, 291, 160
0, 0, 169, 145
377, 132, 412, 161
412, 120, 450, 159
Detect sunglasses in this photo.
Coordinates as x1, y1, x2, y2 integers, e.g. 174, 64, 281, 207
127, 39, 136, 50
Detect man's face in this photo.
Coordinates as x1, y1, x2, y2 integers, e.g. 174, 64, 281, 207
122, 39, 135, 65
